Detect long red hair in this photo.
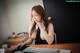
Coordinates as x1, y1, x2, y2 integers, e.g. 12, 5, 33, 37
30, 5, 49, 36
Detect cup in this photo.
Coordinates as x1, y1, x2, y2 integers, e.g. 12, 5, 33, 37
0, 49, 5, 53
2, 44, 8, 52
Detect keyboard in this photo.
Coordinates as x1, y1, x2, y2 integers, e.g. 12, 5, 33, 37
23, 47, 59, 53
13, 47, 71, 53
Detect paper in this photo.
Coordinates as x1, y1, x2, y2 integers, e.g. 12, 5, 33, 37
58, 49, 71, 53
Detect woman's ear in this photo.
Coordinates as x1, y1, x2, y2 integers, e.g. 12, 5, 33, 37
40, 19, 43, 23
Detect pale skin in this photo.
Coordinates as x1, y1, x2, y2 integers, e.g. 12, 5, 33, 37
18, 10, 54, 48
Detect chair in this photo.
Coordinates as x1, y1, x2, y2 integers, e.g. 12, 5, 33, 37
54, 33, 57, 44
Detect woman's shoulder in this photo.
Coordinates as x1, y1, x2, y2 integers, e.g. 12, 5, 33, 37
29, 24, 32, 30
47, 23, 54, 30
48, 23, 53, 27
29, 23, 33, 29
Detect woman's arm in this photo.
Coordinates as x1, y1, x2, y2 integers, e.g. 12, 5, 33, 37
18, 37, 33, 48
23, 37, 33, 45
38, 23, 54, 44
22, 25, 33, 45
21, 24, 36, 45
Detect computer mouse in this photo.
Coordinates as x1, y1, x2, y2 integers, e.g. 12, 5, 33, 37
11, 45, 21, 53
11, 45, 29, 53
16, 45, 21, 50
19, 45, 29, 51
16, 45, 29, 51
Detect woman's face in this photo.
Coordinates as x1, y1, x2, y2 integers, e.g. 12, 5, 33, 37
32, 10, 41, 23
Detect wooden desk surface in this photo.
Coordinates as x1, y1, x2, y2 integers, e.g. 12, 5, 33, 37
6, 36, 28, 42
30, 43, 80, 53
5, 36, 29, 46
7, 43, 80, 53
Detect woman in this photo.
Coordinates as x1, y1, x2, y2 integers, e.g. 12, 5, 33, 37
18, 5, 55, 48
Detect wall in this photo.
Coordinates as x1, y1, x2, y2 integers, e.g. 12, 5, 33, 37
0, 0, 44, 45
0, 0, 10, 46
43, 0, 80, 43
4, 0, 44, 34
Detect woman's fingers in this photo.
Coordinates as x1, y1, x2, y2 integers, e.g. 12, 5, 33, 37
20, 43, 24, 48
32, 17, 38, 23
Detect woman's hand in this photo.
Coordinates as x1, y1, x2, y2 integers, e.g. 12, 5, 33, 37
37, 22, 45, 30
32, 17, 45, 30
17, 43, 25, 48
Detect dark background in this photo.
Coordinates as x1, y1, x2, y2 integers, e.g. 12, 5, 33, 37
43, 0, 80, 43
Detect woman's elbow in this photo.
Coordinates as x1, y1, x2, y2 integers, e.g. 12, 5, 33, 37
48, 42, 52, 45
48, 39, 54, 45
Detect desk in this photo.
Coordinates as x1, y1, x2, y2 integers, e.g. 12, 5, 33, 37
7, 43, 80, 53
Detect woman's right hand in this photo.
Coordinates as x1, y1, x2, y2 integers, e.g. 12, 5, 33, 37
17, 43, 25, 48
